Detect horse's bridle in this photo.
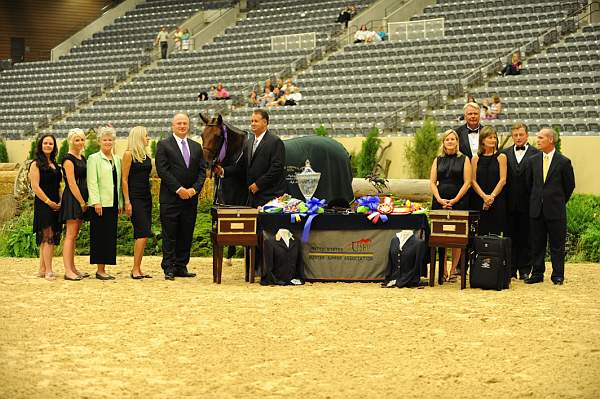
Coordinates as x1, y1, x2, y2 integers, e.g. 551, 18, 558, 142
204, 120, 227, 166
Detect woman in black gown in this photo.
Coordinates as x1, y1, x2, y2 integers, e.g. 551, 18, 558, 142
30, 134, 62, 281
429, 129, 472, 281
122, 126, 153, 279
471, 126, 508, 235
59, 128, 90, 281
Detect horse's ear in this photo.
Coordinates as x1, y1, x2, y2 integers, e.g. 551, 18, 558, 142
199, 112, 209, 125
217, 114, 223, 125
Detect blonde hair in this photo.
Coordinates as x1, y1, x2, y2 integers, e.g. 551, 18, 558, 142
98, 126, 116, 140
463, 102, 480, 112
127, 126, 150, 163
67, 128, 86, 146
440, 129, 462, 156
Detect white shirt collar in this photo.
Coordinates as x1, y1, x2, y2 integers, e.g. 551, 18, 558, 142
253, 130, 266, 147
543, 148, 556, 163
173, 134, 187, 145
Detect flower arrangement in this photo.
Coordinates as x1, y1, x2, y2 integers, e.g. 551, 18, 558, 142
355, 195, 426, 223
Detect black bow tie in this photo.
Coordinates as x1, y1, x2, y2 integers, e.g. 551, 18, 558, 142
515, 146, 526, 151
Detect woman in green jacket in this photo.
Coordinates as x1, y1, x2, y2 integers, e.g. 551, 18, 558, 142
87, 126, 123, 280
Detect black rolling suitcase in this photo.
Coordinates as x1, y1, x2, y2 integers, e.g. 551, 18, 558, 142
470, 235, 512, 290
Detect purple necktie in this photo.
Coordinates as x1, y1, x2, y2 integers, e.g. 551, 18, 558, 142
181, 139, 190, 167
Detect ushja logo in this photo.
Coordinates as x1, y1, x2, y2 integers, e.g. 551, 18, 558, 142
351, 238, 372, 252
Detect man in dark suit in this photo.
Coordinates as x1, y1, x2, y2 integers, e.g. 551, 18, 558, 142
454, 102, 485, 210
156, 112, 206, 280
455, 102, 484, 160
525, 128, 575, 285
502, 122, 539, 280
216, 109, 286, 207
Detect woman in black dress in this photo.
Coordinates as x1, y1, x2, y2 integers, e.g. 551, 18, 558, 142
471, 126, 508, 235
122, 126, 153, 279
87, 126, 123, 280
59, 128, 89, 281
29, 134, 62, 281
429, 129, 472, 281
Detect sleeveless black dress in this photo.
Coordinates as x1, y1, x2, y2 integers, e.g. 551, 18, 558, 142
59, 153, 89, 222
473, 152, 507, 235
32, 161, 62, 245
128, 156, 152, 239
431, 154, 468, 210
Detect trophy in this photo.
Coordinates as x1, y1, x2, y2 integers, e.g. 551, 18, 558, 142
295, 159, 321, 202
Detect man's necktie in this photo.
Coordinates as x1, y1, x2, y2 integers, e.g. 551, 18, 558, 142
251, 139, 258, 157
543, 154, 549, 182
181, 139, 190, 168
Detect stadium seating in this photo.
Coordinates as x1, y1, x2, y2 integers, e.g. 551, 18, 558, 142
50, 0, 373, 137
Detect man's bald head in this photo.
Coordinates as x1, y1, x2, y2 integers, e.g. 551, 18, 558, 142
172, 112, 190, 139
536, 127, 557, 153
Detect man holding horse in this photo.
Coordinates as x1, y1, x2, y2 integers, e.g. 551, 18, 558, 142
215, 109, 286, 207
155, 112, 206, 280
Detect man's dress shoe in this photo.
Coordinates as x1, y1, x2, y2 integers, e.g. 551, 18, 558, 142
164, 272, 175, 281
525, 275, 544, 284
552, 277, 564, 285
175, 271, 196, 278
519, 272, 530, 280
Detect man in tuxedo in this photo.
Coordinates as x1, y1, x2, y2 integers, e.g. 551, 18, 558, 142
525, 128, 575, 285
455, 102, 484, 159
216, 109, 286, 207
156, 112, 206, 280
501, 122, 539, 280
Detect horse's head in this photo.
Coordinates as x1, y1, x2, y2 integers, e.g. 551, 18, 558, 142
200, 112, 224, 166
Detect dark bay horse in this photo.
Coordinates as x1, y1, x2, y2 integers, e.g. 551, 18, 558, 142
200, 113, 354, 205
199, 113, 248, 205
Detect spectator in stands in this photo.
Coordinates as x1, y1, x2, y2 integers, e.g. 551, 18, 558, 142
429, 129, 471, 282
30, 134, 62, 281
499, 52, 523, 76
181, 29, 191, 51
264, 79, 274, 92
336, 5, 357, 28
259, 87, 274, 108
155, 26, 169, 59
485, 95, 503, 120
480, 98, 491, 119
248, 90, 259, 107
354, 25, 369, 43
471, 126, 507, 236
354, 25, 381, 43
281, 78, 296, 92
209, 84, 218, 100
87, 126, 123, 280
216, 83, 230, 100
122, 126, 153, 279
276, 78, 284, 90
285, 87, 302, 106
174, 27, 182, 52
197, 90, 209, 102
59, 128, 90, 281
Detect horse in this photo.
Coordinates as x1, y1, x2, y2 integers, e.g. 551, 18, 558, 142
199, 113, 248, 206
200, 112, 354, 205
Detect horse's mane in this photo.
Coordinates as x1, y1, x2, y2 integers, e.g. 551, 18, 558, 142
222, 121, 247, 138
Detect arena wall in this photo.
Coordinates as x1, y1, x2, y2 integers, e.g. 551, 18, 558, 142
5, 136, 599, 195
0, 0, 107, 62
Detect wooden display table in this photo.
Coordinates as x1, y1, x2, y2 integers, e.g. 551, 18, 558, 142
211, 207, 258, 284
428, 210, 479, 289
